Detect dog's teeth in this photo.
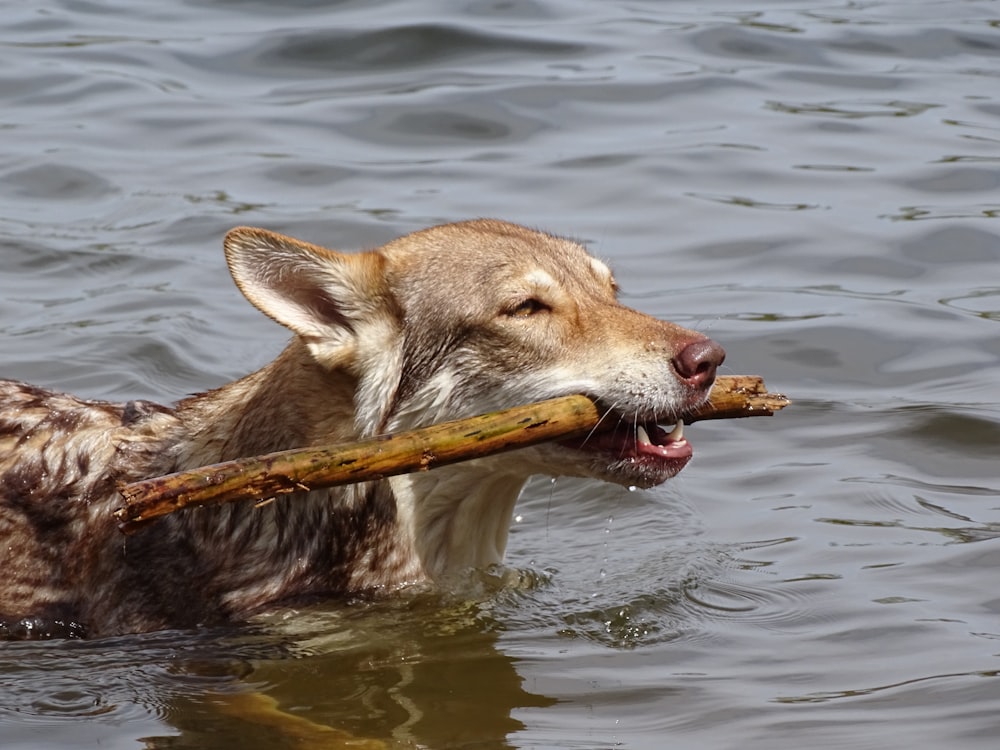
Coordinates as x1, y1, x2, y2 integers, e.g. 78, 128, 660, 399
667, 420, 684, 442
636, 425, 652, 445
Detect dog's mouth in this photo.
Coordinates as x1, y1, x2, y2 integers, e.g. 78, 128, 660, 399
558, 412, 693, 489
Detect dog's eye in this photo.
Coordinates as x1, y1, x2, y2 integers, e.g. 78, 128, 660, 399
508, 298, 550, 317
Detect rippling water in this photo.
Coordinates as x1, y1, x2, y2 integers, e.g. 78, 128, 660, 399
2, 1, 999, 748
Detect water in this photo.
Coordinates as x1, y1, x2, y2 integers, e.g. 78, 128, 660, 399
2, 0, 999, 747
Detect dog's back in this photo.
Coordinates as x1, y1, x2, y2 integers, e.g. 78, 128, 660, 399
0, 382, 182, 636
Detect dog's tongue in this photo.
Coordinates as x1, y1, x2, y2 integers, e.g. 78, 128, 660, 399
560, 416, 693, 465
636, 421, 690, 458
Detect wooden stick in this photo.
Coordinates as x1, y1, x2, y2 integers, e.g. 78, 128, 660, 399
682, 374, 789, 422
114, 375, 788, 534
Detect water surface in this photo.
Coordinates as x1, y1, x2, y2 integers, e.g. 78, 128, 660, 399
2, 1, 999, 748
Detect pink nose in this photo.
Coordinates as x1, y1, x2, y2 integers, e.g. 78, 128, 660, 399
672, 338, 725, 388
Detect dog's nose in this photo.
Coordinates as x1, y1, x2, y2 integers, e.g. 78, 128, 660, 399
672, 338, 726, 388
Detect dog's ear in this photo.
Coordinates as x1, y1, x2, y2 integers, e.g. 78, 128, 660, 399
224, 227, 392, 366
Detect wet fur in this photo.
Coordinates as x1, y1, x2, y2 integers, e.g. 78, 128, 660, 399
0, 220, 722, 637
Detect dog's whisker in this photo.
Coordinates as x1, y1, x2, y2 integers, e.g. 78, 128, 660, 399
577, 401, 622, 448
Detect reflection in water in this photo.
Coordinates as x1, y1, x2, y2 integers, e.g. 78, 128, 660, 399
0, 589, 557, 748
142, 592, 555, 748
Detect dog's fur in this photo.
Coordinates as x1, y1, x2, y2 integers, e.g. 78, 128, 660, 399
0, 220, 724, 638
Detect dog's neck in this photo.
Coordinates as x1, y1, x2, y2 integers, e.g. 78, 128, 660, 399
169, 339, 527, 588
173, 340, 360, 463
390, 465, 529, 580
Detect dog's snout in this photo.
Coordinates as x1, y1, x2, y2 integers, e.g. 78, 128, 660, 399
672, 338, 725, 388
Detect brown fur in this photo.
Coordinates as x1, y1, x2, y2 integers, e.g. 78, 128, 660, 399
0, 220, 723, 637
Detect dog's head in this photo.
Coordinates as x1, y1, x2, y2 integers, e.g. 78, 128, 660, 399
224, 220, 724, 489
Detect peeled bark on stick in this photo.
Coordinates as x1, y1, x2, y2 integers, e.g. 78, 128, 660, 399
114, 374, 788, 534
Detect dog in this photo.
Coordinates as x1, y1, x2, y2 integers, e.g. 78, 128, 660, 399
0, 219, 724, 638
